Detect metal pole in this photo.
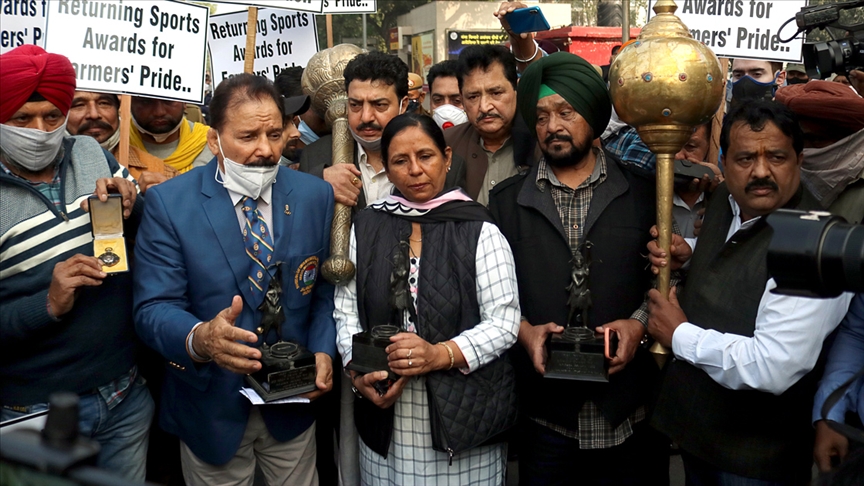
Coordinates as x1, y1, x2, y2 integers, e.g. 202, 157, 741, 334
622, 0, 631, 43
362, 13, 367, 50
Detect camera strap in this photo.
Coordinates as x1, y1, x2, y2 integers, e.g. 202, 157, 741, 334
821, 366, 864, 444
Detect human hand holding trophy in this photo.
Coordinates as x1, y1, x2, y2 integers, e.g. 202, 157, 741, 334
191, 296, 262, 375
347, 241, 412, 399
544, 242, 617, 382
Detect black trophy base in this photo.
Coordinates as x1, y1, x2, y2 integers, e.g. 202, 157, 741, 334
346, 325, 401, 380
544, 328, 608, 382
246, 341, 317, 401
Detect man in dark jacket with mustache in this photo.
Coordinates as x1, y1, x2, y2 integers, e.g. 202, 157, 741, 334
445, 45, 540, 206
647, 101, 853, 485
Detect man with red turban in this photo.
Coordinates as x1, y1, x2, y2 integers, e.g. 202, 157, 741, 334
0, 45, 152, 481
775, 80, 864, 224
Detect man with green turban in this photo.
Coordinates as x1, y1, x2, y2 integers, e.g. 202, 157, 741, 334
517, 51, 612, 142
489, 51, 670, 485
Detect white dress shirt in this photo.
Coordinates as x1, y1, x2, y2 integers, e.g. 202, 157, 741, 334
672, 195, 853, 395
226, 186, 273, 237
356, 144, 394, 203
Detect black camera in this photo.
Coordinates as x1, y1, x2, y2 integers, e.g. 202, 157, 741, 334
0, 393, 151, 485
790, 0, 864, 79
767, 210, 864, 298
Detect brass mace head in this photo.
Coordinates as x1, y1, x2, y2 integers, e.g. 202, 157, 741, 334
609, 0, 724, 154
301, 44, 365, 128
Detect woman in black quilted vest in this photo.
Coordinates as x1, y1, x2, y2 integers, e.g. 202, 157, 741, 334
334, 113, 521, 484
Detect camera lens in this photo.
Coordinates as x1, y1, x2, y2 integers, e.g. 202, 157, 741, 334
768, 210, 864, 298
820, 219, 864, 296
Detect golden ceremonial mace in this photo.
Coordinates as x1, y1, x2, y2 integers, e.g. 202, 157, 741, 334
609, 0, 725, 367
302, 44, 366, 285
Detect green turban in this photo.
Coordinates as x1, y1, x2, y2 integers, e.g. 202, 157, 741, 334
517, 52, 612, 140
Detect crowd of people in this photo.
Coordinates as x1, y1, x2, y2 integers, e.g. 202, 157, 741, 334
2, 1, 864, 485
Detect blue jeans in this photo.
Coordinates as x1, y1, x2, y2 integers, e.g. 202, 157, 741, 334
682, 452, 807, 486
1, 378, 154, 481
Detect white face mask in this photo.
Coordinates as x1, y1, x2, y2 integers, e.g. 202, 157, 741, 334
349, 126, 382, 153
0, 121, 67, 171
100, 126, 122, 152
215, 133, 278, 200
132, 115, 182, 143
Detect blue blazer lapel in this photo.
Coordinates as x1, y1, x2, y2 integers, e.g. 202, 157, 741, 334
201, 162, 258, 308
272, 169, 295, 262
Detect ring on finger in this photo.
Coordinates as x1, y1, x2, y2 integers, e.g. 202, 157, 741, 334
408, 360, 413, 367
351, 176, 360, 185
407, 348, 413, 359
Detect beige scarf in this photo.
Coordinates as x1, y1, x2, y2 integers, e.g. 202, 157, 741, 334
801, 129, 864, 207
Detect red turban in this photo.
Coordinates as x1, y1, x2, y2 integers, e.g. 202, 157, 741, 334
0, 45, 76, 123
775, 81, 864, 140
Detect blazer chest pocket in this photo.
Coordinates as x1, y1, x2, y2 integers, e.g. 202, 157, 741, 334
279, 250, 323, 309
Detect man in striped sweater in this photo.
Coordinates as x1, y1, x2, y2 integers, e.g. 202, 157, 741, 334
0, 45, 153, 481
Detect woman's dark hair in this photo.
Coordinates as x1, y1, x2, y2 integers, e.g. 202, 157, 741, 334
720, 100, 803, 155
381, 113, 448, 168
456, 45, 518, 91
209, 74, 285, 131
343, 51, 409, 100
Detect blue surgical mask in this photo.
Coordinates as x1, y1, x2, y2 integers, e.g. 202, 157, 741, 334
297, 119, 319, 145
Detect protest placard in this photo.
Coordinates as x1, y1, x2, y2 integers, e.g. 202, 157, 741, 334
648, 0, 807, 63
323, 0, 376, 14
43, 0, 209, 103
208, 8, 318, 82
218, 0, 324, 14
1, 0, 47, 54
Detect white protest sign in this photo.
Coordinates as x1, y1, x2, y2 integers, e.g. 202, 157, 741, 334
216, 0, 324, 14
323, 0, 376, 14
648, 0, 806, 63
0, 0, 47, 54
44, 0, 209, 103
208, 8, 318, 82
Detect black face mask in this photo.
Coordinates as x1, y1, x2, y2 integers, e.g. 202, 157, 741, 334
787, 77, 808, 85
729, 75, 777, 109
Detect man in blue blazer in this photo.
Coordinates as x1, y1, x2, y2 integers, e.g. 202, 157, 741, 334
134, 74, 336, 485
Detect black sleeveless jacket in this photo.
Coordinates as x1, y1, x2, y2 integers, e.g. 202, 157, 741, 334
490, 152, 659, 430
352, 208, 518, 459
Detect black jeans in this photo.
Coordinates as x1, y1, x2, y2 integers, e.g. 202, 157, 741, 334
518, 418, 670, 486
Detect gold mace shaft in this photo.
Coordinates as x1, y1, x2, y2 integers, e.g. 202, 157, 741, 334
320, 109, 356, 285
651, 153, 675, 367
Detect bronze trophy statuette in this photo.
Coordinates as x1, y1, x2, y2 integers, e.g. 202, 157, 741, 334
245, 264, 318, 401
347, 241, 411, 395
545, 243, 612, 382
609, 0, 724, 367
